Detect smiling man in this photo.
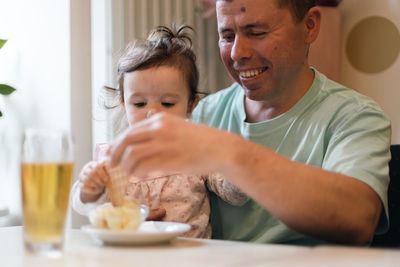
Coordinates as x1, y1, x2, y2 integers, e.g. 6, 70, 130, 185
109, 0, 391, 245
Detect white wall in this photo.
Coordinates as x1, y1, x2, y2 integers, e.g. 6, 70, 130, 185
339, 0, 400, 144
0, 0, 92, 226
91, 0, 114, 147
70, 0, 93, 228
0, 0, 70, 129
0, 0, 70, 224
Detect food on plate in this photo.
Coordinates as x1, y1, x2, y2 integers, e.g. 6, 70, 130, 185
90, 199, 142, 230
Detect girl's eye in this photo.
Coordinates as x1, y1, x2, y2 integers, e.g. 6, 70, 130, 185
162, 102, 175, 107
133, 102, 146, 107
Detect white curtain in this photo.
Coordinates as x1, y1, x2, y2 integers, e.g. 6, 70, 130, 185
109, 0, 230, 95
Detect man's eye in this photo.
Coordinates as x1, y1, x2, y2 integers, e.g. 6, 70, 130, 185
133, 102, 146, 107
249, 32, 266, 38
221, 34, 234, 42
162, 102, 175, 107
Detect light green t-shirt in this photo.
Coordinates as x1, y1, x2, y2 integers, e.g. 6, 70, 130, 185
191, 69, 391, 245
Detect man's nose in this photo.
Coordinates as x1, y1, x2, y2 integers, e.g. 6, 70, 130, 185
231, 36, 251, 62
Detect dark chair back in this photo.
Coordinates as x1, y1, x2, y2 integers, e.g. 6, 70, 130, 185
371, 145, 400, 247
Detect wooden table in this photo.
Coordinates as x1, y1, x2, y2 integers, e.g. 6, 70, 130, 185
1, 226, 399, 267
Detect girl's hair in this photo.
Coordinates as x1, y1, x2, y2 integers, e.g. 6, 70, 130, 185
116, 24, 199, 109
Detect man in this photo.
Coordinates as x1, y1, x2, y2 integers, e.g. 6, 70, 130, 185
109, 0, 390, 245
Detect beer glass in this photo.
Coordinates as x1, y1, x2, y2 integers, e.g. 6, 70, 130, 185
21, 128, 74, 257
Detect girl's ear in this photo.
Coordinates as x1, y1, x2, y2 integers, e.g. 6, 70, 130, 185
304, 6, 321, 44
186, 96, 200, 118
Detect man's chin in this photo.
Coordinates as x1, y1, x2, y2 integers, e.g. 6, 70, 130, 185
242, 86, 266, 101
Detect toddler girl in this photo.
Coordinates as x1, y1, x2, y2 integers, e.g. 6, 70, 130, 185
71, 25, 248, 238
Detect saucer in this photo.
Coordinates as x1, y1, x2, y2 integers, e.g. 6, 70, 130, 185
82, 221, 191, 245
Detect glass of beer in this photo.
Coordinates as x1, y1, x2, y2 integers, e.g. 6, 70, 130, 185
21, 128, 74, 257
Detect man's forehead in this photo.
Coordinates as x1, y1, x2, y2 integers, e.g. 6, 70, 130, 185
216, 0, 268, 16
216, 0, 274, 10
218, 0, 246, 12
217, 0, 278, 5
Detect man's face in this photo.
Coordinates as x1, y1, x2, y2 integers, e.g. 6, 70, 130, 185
216, 0, 311, 102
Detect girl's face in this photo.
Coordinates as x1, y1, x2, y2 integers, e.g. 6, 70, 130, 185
123, 66, 191, 125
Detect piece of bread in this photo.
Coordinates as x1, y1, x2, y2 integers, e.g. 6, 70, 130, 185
94, 143, 130, 207
105, 164, 130, 206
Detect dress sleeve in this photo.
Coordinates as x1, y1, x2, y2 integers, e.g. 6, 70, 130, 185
70, 180, 108, 216
206, 173, 249, 206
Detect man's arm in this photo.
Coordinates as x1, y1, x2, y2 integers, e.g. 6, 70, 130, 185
220, 134, 382, 245
108, 112, 383, 245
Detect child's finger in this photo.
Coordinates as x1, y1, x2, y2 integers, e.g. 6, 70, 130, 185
83, 161, 96, 172
80, 183, 100, 195
95, 164, 109, 184
83, 182, 104, 195
79, 162, 96, 182
91, 175, 106, 189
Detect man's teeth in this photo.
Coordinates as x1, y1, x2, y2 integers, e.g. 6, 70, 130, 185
239, 68, 265, 78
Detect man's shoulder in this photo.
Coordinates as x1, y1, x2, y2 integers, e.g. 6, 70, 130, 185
201, 83, 241, 104
192, 83, 241, 121
191, 83, 243, 124
314, 70, 385, 115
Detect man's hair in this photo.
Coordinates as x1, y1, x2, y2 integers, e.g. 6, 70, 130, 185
275, 0, 316, 23
217, 0, 316, 23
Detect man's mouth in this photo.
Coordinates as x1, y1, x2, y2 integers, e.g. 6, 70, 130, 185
239, 67, 268, 79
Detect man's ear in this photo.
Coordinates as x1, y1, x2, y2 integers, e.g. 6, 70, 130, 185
186, 96, 200, 118
304, 6, 321, 44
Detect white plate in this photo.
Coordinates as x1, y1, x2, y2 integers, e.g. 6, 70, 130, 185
81, 221, 191, 245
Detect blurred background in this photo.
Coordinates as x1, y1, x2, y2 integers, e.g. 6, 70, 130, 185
0, 0, 399, 228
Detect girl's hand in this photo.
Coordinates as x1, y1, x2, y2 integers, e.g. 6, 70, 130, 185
79, 161, 110, 203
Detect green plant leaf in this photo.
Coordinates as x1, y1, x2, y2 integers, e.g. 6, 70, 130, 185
0, 39, 6, 49
0, 110, 2, 117
0, 84, 16, 95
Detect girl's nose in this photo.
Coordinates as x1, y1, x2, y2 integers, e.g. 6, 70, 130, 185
146, 108, 159, 118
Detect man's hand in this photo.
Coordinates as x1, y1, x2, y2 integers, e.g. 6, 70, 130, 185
108, 112, 237, 177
